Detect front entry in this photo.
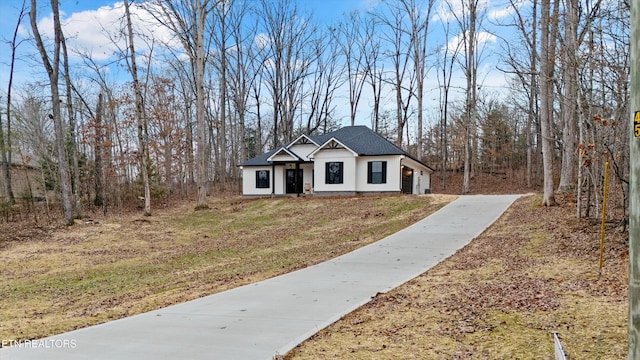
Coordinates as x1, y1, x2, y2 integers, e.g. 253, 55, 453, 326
286, 169, 303, 194
401, 166, 414, 194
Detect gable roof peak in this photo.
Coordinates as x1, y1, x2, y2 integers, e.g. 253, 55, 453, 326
288, 133, 319, 147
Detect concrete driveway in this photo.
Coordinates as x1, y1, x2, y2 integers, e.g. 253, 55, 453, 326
1, 194, 521, 360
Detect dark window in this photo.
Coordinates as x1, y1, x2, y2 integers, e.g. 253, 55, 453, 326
325, 162, 343, 184
256, 170, 270, 188
367, 161, 387, 184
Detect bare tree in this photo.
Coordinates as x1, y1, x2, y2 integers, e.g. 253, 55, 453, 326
629, 0, 639, 354
60, 20, 82, 218
226, 0, 257, 165
146, 0, 217, 209
539, 0, 557, 206
360, 15, 384, 133
436, 14, 462, 189
374, 2, 416, 147
0, 0, 26, 204
163, 56, 196, 193
526, 0, 539, 189
30, 0, 75, 224
334, 11, 368, 127
401, 0, 435, 160
498, 0, 539, 189
72, 52, 119, 211
304, 31, 343, 134
445, 0, 484, 193
123, 0, 151, 216
257, 0, 316, 146
210, 0, 231, 185
93, 93, 105, 208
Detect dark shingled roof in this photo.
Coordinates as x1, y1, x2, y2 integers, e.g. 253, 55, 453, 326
240, 148, 279, 166
310, 126, 406, 156
240, 126, 432, 170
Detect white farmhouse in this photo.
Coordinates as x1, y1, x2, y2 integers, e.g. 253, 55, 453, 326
239, 126, 434, 197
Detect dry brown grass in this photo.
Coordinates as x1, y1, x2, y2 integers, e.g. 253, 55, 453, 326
2, 191, 628, 359
285, 194, 628, 360
0, 194, 455, 344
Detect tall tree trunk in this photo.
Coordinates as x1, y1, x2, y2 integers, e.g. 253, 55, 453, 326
0, 106, 11, 203
369, 69, 383, 133
526, 0, 538, 189
94, 93, 105, 208
463, 126, 471, 193
0, 1, 24, 204
217, 3, 228, 188
576, 95, 584, 217
539, 0, 557, 206
441, 87, 449, 189
401, 0, 434, 160
124, 0, 151, 216
145, 0, 213, 208
61, 29, 81, 218
337, 11, 369, 128
629, 0, 640, 355
195, 0, 209, 209
217, 83, 227, 186
558, 0, 578, 192
395, 62, 405, 147
462, 0, 478, 194
30, 0, 74, 225
438, 17, 459, 190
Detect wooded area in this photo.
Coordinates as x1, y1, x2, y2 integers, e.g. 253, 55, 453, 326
0, 0, 631, 224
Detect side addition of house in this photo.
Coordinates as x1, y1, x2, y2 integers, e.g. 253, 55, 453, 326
239, 126, 434, 197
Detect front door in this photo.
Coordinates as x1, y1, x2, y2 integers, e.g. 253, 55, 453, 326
401, 166, 414, 194
286, 169, 303, 194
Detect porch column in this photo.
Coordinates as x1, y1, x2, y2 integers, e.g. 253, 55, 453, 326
271, 162, 275, 197
295, 162, 300, 197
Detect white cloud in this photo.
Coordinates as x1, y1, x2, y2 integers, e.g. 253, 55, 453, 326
477, 31, 497, 44
253, 32, 270, 50
445, 33, 463, 54
32, 2, 178, 62
432, 0, 491, 23
445, 30, 496, 54
360, 0, 383, 12
488, 0, 526, 20
433, 0, 462, 23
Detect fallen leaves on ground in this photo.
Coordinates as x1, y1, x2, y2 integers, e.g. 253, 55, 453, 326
285, 195, 627, 360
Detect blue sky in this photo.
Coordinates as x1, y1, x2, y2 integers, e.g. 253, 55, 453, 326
0, 0, 513, 127
0, 0, 375, 92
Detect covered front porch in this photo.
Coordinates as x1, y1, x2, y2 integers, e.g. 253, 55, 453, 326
270, 161, 314, 197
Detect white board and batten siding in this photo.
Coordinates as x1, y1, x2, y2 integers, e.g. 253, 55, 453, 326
355, 155, 402, 193
312, 148, 358, 193
241, 166, 282, 196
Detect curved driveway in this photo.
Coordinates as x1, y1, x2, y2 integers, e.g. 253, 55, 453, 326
1, 195, 520, 360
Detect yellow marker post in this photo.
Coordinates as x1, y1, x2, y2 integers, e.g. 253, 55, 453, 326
599, 161, 609, 273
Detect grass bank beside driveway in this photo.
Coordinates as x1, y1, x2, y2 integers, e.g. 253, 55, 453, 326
285, 195, 627, 360
0, 194, 455, 343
